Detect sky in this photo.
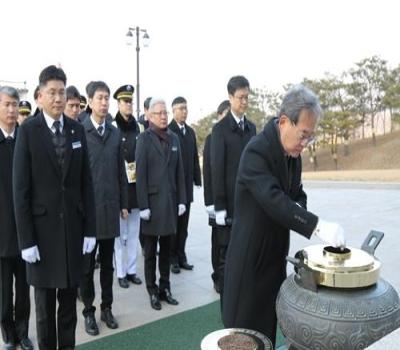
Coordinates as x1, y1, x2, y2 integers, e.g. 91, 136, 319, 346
1, 0, 400, 122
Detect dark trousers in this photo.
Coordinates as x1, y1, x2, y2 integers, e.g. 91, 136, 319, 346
218, 225, 231, 309
34, 287, 77, 350
0, 256, 30, 344
80, 238, 114, 316
144, 235, 171, 295
170, 203, 191, 265
210, 226, 220, 284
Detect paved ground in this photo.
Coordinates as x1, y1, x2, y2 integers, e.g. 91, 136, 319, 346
3, 181, 400, 348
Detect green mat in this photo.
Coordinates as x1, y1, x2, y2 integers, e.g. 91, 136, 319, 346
77, 301, 284, 350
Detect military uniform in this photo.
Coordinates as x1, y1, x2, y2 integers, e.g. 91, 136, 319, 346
112, 85, 143, 288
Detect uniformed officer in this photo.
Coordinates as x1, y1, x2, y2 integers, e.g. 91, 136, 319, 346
17, 100, 32, 125
112, 84, 143, 289
80, 95, 87, 113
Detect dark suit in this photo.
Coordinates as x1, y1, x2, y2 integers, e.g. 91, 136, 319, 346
202, 134, 219, 285
13, 113, 95, 349
0, 129, 30, 345
136, 128, 186, 294
80, 117, 128, 316
210, 112, 256, 298
222, 118, 318, 345
168, 120, 201, 265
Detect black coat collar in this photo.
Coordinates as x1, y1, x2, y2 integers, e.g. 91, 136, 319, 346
114, 112, 139, 133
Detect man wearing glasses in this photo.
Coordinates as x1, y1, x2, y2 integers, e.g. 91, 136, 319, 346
136, 98, 186, 311
210, 75, 256, 302
222, 85, 345, 346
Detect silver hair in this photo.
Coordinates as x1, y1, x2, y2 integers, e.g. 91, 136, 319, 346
149, 97, 166, 111
0, 86, 20, 102
279, 84, 322, 124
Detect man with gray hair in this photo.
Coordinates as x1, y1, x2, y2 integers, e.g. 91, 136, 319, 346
0, 86, 33, 350
222, 85, 345, 346
135, 98, 186, 311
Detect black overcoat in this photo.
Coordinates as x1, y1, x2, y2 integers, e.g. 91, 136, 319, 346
13, 114, 95, 288
168, 119, 201, 204
135, 129, 186, 236
222, 118, 319, 343
202, 134, 213, 207
210, 112, 256, 217
0, 129, 19, 257
82, 117, 128, 240
113, 112, 141, 209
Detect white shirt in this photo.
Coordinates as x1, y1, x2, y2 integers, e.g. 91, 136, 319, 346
0, 127, 15, 139
177, 122, 186, 134
230, 111, 245, 126
43, 112, 64, 134
90, 116, 105, 135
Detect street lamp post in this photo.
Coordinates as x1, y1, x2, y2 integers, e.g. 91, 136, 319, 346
126, 27, 150, 119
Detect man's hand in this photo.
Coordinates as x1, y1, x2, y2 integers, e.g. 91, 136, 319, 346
83, 237, 96, 254
121, 209, 129, 220
21, 245, 41, 263
314, 219, 346, 247
215, 210, 227, 226
140, 209, 151, 221
178, 204, 186, 216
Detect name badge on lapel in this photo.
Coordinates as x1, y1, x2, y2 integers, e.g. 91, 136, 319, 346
72, 141, 82, 149
172, 146, 178, 152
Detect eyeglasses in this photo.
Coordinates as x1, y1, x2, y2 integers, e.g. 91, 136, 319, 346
233, 94, 249, 102
44, 90, 66, 99
152, 111, 169, 117
291, 121, 316, 146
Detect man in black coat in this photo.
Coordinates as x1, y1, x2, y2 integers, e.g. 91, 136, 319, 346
168, 96, 201, 274
210, 75, 256, 300
222, 85, 346, 346
13, 65, 96, 350
136, 98, 186, 311
112, 84, 143, 289
0, 87, 33, 350
80, 81, 128, 336
203, 100, 230, 294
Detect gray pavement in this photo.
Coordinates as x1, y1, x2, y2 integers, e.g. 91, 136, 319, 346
3, 181, 399, 348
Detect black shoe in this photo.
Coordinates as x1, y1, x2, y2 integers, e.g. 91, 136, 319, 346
150, 293, 162, 310
84, 314, 99, 336
170, 263, 180, 274
126, 273, 142, 285
19, 338, 34, 350
101, 308, 118, 329
3, 342, 16, 350
213, 281, 221, 294
159, 289, 179, 305
179, 261, 194, 270
118, 277, 130, 288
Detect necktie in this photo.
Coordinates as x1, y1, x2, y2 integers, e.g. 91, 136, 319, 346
5, 136, 13, 144
53, 120, 61, 135
97, 125, 104, 136
181, 126, 186, 136
238, 120, 244, 131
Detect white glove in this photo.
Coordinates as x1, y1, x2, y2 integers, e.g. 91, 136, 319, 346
314, 219, 346, 247
21, 245, 41, 263
178, 204, 186, 216
215, 210, 227, 226
83, 237, 96, 254
140, 209, 151, 221
206, 205, 215, 217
